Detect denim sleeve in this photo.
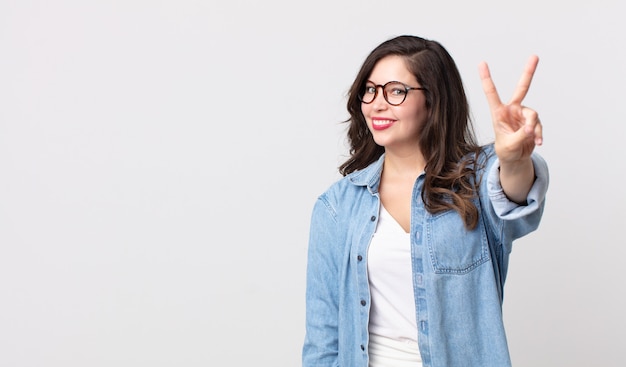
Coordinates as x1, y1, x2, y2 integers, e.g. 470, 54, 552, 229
302, 196, 340, 367
484, 152, 549, 242
487, 153, 549, 219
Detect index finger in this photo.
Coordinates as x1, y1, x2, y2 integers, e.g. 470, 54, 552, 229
479, 61, 502, 111
510, 55, 539, 104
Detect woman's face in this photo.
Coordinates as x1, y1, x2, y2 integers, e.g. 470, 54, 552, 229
361, 55, 429, 153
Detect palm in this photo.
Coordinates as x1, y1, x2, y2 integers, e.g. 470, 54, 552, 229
479, 55, 543, 163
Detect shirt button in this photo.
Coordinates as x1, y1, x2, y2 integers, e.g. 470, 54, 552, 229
360, 344, 365, 351
357, 255, 363, 261
415, 231, 420, 240
360, 300, 366, 306
370, 215, 376, 221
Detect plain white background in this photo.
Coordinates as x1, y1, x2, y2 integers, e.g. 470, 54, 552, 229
1, 0, 624, 366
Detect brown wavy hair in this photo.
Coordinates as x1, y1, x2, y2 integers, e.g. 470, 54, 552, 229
339, 35, 485, 229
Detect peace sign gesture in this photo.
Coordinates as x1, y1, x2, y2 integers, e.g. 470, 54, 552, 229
479, 55, 543, 203
479, 55, 543, 164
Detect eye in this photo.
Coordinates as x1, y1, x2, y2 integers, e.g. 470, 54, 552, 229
389, 86, 407, 96
364, 85, 376, 94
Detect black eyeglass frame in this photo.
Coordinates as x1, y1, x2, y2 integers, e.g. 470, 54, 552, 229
359, 80, 427, 106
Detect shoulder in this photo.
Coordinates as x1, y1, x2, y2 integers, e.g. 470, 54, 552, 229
318, 173, 366, 207
313, 159, 382, 219
319, 156, 383, 203
456, 144, 497, 180
476, 143, 497, 168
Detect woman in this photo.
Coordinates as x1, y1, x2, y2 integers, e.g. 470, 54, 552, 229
302, 35, 549, 367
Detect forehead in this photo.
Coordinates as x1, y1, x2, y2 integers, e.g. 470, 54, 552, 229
368, 55, 417, 85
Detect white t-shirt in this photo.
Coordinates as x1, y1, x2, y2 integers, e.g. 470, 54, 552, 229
367, 204, 421, 365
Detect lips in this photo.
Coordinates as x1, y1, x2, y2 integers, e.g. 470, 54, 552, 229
371, 118, 395, 131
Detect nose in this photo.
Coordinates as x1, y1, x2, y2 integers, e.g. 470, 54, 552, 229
371, 86, 388, 110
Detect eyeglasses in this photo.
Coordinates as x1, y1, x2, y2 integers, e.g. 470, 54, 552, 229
359, 81, 426, 106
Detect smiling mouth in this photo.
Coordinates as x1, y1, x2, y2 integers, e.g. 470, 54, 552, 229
372, 119, 395, 130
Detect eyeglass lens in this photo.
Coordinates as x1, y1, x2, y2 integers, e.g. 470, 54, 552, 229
361, 82, 409, 105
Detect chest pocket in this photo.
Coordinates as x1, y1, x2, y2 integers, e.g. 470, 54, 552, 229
425, 200, 490, 274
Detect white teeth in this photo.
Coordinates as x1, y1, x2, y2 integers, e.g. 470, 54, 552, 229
373, 120, 393, 126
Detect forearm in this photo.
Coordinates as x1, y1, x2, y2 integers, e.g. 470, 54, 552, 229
499, 157, 535, 205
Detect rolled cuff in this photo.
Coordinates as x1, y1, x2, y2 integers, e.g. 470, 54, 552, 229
487, 153, 549, 219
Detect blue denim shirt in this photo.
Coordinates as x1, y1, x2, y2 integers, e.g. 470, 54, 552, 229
303, 144, 549, 367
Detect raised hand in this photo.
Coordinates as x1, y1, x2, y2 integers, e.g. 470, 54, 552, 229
479, 55, 543, 203
479, 55, 543, 165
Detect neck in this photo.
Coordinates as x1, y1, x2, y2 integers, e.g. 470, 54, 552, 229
383, 149, 426, 181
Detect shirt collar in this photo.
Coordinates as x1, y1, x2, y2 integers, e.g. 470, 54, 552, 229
347, 153, 385, 194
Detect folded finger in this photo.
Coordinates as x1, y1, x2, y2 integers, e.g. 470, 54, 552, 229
533, 118, 543, 145
522, 108, 542, 145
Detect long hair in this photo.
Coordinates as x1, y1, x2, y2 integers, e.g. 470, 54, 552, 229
339, 35, 484, 229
